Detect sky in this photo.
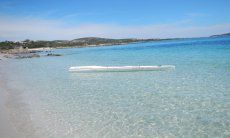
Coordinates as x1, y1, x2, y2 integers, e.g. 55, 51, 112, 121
0, 0, 230, 41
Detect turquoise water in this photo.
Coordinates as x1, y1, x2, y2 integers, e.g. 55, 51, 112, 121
2, 37, 230, 137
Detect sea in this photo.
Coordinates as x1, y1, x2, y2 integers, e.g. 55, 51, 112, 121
1, 37, 230, 137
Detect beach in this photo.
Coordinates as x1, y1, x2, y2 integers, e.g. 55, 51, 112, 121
1, 0, 230, 137
0, 37, 229, 137
0, 80, 18, 138
0, 60, 37, 137
0, 58, 16, 137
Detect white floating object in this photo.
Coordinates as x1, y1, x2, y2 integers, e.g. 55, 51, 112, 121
69, 65, 175, 72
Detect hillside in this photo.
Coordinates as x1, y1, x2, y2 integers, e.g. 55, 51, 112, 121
210, 33, 230, 37
0, 37, 161, 50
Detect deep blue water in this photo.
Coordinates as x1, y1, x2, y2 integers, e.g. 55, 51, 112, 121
2, 37, 230, 137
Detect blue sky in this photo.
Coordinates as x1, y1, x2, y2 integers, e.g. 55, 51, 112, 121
0, 0, 230, 41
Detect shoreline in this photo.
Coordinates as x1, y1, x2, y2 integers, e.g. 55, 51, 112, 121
0, 62, 37, 137
0, 42, 139, 60
0, 38, 182, 60
0, 79, 18, 138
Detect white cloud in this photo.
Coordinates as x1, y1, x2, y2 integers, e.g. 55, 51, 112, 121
0, 15, 230, 41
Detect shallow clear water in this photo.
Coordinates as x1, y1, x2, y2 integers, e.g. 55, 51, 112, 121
2, 37, 230, 137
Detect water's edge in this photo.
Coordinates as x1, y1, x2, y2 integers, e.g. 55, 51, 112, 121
0, 61, 37, 137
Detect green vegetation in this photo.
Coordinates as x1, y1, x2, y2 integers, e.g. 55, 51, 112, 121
0, 41, 19, 50
0, 37, 162, 50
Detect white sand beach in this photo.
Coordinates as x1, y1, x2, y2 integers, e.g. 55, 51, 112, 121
0, 61, 36, 137
0, 72, 18, 137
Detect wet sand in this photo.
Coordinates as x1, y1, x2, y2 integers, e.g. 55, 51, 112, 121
0, 60, 37, 138
0, 75, 18, 137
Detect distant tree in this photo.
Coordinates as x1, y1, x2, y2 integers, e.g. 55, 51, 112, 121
23, 39, 31, 43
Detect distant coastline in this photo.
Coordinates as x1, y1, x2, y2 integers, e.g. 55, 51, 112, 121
0, 37, 172, 51
210, 33, 230, 37
1, 32, 230, 52
0, 37, 173, 59
0, 34, 229, 60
